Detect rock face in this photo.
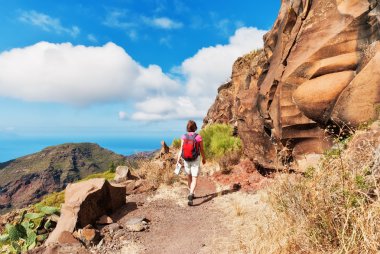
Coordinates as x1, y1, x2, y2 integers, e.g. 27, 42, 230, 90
0, 143, 127, 213
46, 178, 126, 244
204, 0, 380, 169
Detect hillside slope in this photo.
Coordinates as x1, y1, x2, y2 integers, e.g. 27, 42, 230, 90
0, 143, 127, 212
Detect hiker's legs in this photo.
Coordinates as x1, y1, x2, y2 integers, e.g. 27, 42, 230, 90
187, 174, 192, 189
190, 176, 197, 195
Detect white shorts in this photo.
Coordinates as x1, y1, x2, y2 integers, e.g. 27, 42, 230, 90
183, 157, 201, 177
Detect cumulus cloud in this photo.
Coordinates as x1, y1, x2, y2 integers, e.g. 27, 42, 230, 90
0, 42, 179, 105
131, 96, 206, 121
19, 10, 80, 37
180, 27, 266, 97
130, 27, 266, 121
143, 17, 183, 29
0, 26, 265, 121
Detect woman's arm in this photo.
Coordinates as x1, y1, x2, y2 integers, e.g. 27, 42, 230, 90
200, 141, 206, 164
177, 139, 184, 164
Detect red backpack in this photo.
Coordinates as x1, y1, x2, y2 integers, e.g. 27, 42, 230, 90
181, 133, 200, 161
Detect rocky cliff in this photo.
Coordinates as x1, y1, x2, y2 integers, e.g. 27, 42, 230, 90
0, 143, 127, 212
204, 0, 380, 170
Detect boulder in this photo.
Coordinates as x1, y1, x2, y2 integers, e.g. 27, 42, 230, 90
114, 166, 130, 183
46, 178, 126, 244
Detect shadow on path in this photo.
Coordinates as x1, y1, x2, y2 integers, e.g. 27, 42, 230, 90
191, 185, 240, 207
111, 202, 138, 221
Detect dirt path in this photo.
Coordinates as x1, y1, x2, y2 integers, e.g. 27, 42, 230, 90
110, 177, 232, 254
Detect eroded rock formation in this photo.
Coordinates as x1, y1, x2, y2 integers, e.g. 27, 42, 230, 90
204, 0, 380, 170
46, 178, 126, 244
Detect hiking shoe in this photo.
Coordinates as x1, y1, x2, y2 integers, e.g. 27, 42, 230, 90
187, 194, 194, 206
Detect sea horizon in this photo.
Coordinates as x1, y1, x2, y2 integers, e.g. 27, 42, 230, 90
0, 135, 178, 163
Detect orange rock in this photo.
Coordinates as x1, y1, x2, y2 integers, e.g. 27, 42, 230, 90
58, 231, 81, 245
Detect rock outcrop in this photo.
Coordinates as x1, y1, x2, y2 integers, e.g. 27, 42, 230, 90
204, 0, 380, 170
46, 178, 126, 244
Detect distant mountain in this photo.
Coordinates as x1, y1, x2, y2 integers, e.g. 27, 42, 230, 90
0, 143, 128, 213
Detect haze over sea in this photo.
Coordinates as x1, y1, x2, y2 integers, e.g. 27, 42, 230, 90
0, 134, 179, 163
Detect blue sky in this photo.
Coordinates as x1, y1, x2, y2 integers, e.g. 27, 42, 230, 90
0, 0, 280, 147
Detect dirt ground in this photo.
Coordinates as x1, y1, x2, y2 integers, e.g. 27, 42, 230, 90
108, 176, 236, 254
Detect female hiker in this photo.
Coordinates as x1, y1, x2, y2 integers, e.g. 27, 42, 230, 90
177, 120, 206, 206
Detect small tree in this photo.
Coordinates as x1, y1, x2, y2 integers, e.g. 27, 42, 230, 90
109, 162, 116, 173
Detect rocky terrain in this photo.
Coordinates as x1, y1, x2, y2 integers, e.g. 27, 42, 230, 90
204, 0, 380, 170
0, 143, 128, 212
0, 0, 379, 253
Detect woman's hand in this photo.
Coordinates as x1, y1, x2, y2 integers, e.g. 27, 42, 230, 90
202, 158, 206, 164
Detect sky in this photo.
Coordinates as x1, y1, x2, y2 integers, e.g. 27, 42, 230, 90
0, 0, 280, 143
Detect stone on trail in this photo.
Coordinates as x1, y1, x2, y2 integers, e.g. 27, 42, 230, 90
46, 178, 126, 244
124, 217, 149, 232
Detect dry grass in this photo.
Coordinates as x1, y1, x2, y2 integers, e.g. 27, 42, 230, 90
135, 159, 178, 188
268, 127, 380, 253
211, 191, 299, 254
210, 123, 380, 253
218, 151, 241, 174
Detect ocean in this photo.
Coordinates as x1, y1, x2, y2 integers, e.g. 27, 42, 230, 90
0, 135, 177, 163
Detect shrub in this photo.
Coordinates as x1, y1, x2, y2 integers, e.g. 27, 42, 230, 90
35, 192, 64, 208
0, 205, 60, 253
171, 138, 181, 149
80, 170, 115, 181
200, 124, 242, 160
136, 160, 176, 188
109, 162, 116, 173
218, 151, 242, 174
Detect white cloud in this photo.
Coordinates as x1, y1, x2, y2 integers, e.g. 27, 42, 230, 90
118, 111, 127, 120
143, 17, 183, 29
0, 26, 265, 121
19, 10, 80, 37
0, 42, 180, 105
131, 96, 206, 121
181, 27, 266, 97
130, 27, 266, 121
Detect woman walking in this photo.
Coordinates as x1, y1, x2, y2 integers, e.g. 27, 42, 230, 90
177, 120, 206, 206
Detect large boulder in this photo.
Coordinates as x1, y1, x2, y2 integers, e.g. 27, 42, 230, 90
46, 178, 126, 244
204, 0, 380, 170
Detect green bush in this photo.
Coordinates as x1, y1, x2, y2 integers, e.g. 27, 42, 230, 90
200, 124, 242, 159
171, 138, 181, 149
80, 169, 115, 181
35, 192, 64, 208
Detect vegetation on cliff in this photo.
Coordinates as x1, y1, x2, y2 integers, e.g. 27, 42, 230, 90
200, 124, 242, 159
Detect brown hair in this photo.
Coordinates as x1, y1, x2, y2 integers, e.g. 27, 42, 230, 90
186, 120, 197, 132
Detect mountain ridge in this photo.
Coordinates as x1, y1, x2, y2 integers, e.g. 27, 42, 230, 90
0, 142, 129, 213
